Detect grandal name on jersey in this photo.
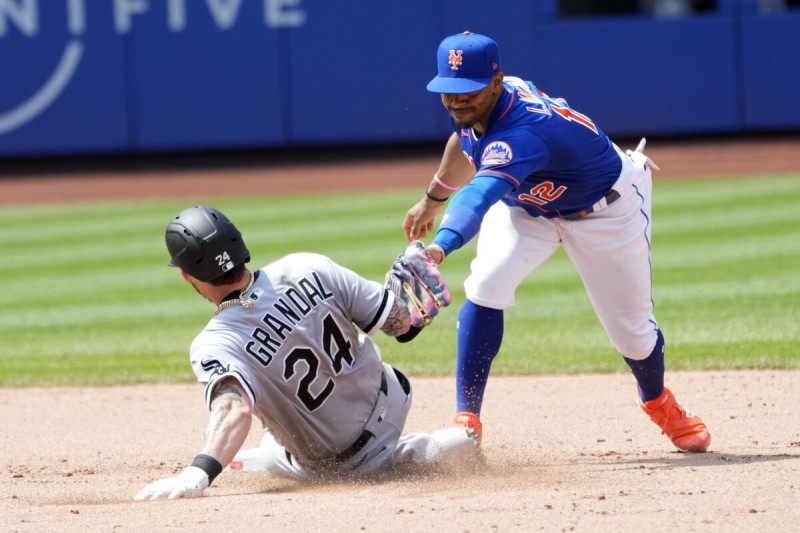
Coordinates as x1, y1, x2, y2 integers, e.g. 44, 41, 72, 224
245, 271, 334, 365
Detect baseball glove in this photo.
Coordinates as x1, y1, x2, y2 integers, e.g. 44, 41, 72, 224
385, 240, 451, 341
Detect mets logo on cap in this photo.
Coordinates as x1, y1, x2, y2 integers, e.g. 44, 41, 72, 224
448, 50, 463, 71
481, 141, 513, 166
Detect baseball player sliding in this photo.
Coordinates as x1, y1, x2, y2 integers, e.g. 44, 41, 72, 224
404, 32, 710, 453
135, 205, 476, 501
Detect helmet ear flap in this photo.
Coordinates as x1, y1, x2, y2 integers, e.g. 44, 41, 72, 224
165, 206, 250, 282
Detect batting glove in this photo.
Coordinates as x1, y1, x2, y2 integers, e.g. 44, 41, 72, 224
134, 465, 209, 501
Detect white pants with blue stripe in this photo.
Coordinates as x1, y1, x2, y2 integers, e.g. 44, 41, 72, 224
464, 147, 659, 360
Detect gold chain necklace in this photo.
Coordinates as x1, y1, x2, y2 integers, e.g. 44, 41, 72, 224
211, 271, 255, 318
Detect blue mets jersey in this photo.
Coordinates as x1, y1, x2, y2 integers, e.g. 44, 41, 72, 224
455, 76, 622, 217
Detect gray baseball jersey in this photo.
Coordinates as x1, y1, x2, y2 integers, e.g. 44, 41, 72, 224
188, 253, 396, 468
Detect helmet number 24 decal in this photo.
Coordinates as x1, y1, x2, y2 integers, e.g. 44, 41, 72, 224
217, 251, 235, 272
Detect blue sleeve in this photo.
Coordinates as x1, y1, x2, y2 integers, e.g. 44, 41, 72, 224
432, 177, 514, 255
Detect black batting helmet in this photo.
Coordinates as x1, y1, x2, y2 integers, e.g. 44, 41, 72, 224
165, 205, 250, 282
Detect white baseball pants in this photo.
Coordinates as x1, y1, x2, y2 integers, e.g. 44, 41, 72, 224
464, 147, 659, 360
232, 363, 476, 480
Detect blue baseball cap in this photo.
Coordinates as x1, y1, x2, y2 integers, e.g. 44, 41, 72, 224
426, 31, 501, 94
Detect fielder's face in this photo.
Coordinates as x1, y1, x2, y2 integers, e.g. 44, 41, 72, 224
440, 75, 503, 132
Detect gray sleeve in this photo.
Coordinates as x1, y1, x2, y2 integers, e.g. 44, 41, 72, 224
303, 254, 394, 336
188, 332, 257, 410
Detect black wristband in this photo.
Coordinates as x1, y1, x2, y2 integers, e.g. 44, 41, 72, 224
396, 325, 423, 343
425, 190, 450, 202
192, 454, 223, 485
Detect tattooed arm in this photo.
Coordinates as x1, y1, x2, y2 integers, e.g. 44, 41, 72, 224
134, 376, 252, 500
199, 377, 253, 466
380, 295, 413, 338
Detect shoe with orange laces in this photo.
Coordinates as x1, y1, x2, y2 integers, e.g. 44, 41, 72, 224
639, 387, 711, 453
453, 411, 483, 444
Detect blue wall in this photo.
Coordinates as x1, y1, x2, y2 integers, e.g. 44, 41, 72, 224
0, 0, 797, 157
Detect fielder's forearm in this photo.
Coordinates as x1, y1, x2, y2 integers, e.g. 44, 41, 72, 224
433, 176, 513, 256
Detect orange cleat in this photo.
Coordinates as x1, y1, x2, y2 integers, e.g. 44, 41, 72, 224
639, 387, 711, 453
453, 411, 483, 444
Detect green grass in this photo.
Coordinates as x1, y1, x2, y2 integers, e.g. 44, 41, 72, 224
1, 175, 799, 386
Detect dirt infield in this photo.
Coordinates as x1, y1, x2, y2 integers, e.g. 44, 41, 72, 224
2, 135, 799, 532
3, 372, 799, 532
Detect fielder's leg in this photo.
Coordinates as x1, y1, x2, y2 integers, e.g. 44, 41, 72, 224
562, 144, 710, 452
459, 202, 561, 439
455, 300, 503, 416
624, 327, 665, 402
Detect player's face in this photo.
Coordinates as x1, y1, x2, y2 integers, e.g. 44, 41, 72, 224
188, 279, 213, 303
441, 79, 501, 131
181, 270, 215, 304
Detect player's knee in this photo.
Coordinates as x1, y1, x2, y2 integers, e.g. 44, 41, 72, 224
611, 328, 660, 360
464, 279, 514, 310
